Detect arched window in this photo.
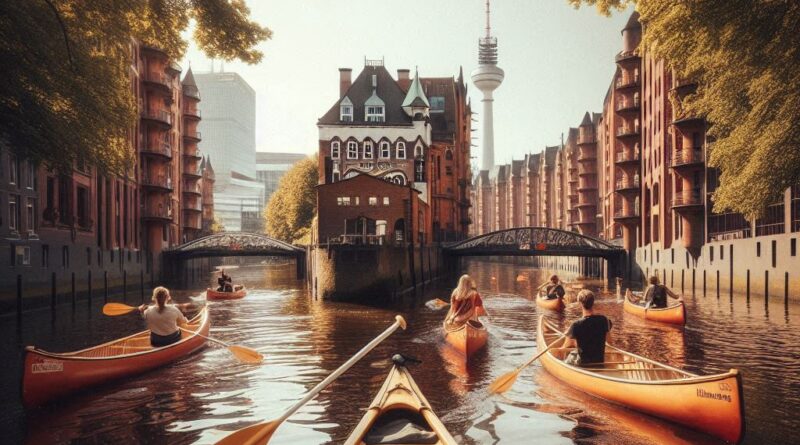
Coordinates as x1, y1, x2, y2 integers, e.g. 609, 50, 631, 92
383, 172, 406, 186
445, 149, 453, 161
347, 141, 358, 159
363, 140, 373, 159
331, 141, 340, 159
414, 143, 424, 158
396, 142, 406, 159
379, 141, 390, 159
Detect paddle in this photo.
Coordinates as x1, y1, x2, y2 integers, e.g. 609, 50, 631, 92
488, 332, 567, 394
425, 298, 450, 310
215, 315, 408, 445
101, 302, 262, 364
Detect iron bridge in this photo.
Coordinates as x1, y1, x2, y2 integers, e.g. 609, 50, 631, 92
164, 232, 305, 260
443, 227, 624, 259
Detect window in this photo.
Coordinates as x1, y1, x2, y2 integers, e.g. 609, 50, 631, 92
337, 196, 352, 206
340, 98, 353, 122
26, 198, 35, 234
414, 144, 424, 158
9, 195, 19, 231
445, 149, 454, 161
792, 238, 797, 257
42, 245, 49, 268
379, 141, 390, 159
353, 196, 360, 205
756, 242, 761, 257
331, 141, 340, 159
430, 96, 445, 112
9, 155, 18, 185
445, 166, 453, 176
368, 196, 378, 206
366, 106, 385, 122
15, 246, 30, 266
363, 141, 373, 159
77, 186, 89, 228
383, 197, 390, 206
25, 162, 35, 189
396, 142, 406, 159
347, 141, 358, 159
62, 246, 69, 268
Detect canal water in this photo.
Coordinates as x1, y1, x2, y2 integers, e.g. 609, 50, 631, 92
1, 259, 798, 444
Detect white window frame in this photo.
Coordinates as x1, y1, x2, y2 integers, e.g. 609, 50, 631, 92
26, 198, 35, 234
338, 196, 351, 206
383, 197, 390, 206
340, 105, 353, 122
414, 143, 424, 158
25, 162, 35, 189
379, 141, 390, 159
363, 141, 373, 159
9, 155, 18, 185
368, 196, 378, 206
331, 141, 340, 159
396, 142, 406, 159
9, 195, 18, 230
347, 141, 358, 159
366, 106, 385, 122
354, 196, 360, 205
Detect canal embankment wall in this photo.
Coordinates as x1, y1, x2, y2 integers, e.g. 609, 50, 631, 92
634, 233, 800, 300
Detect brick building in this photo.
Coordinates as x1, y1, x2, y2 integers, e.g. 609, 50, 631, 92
316, 59, 471, 245
0, 41, 213, 311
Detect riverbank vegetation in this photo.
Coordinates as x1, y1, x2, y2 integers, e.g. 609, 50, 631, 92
264, 155, 317, 244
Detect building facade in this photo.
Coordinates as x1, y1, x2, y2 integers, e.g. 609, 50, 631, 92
0, 41, 213, 312
255, 151, 308, 205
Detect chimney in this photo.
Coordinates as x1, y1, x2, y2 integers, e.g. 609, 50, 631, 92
397, 69, 411, 91
339, 68, 352, 97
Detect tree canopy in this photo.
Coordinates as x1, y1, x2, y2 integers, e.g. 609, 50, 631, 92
264, 156, 317, 244
568, 0, 800, 218
0, 0, 270, 175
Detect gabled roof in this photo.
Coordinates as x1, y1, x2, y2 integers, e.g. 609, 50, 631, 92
489, 164, 507, 181
511, 159, 524, 176
420, 77, 458, 142
525, 152, 541, 171
623, 11, 641, 31
544, 145, 559, 166
182, 67, 197, 86
316, 172, 420, 192
319, 65, 412, 126
402, 70, 430, 109
580, 111, 592, 127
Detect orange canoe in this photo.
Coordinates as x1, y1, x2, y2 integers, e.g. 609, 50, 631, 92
536, 316, 744, 444
624, 293, 686, 325
443, 319, 487, 360
206, 286, 247, 300
22, 307, 210, 408
536, 290, 565, 312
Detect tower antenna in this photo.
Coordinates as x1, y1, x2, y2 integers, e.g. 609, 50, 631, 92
485, 0, 491, 38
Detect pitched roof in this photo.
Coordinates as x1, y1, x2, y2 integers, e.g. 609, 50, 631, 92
182, 67, 197, 86
544, 145, 559, 166
623, 11, 641, 31
319, 65, 412, 126
402, 70, 430, 109
525, 152, 541, 170
316, 172, 420, 192
420, 77, 457, 142
580, 111, 592, 127
511, 159, 524, 176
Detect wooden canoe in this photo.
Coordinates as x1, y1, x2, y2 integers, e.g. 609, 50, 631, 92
624, 292, 686, 325
443, 319, 487, 360
206, 286, 247, 300
536, 315, 744, 444
536, 289, 566, 312
22, 306, 210, 408
344, 363, 457, 445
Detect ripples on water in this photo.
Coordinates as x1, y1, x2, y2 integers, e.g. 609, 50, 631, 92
1, 259, 798, 444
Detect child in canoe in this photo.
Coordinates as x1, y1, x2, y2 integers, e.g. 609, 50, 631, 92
138, 286, 189, 347
445, 274, 485, 326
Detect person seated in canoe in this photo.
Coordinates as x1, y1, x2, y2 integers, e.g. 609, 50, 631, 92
559, 290, 612, 366
138, 286, 189, 347
542, 274, 566, 300
642, 275, 682, 309
217, 270, 234, 292
445, 274, 484, 326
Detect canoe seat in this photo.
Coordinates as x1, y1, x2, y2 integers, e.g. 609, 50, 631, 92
364, 409, 438, 444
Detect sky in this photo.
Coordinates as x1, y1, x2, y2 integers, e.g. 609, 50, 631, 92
180, 0, 634, 164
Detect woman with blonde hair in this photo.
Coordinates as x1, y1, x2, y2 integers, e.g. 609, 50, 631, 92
138, 286, 189, 347
445, 274, 484, 326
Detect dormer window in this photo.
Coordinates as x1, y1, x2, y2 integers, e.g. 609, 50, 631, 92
414, 143, 424, 158
331, 141, 340, 159
396, 142, 406, 159
347, 141, 358, 159
379, 141, 390, 159
366, 106, 385, 122
363, 141, 373, 159
340, 97, 353, 122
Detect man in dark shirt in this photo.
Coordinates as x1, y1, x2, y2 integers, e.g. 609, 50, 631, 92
560, 290, 612, 365
643, 275, 682, 309
543, 274, 566, 300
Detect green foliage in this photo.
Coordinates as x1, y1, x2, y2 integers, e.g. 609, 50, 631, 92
0, 0, 270, 175
568, 0, 800, 218
264, 156, 317, 244
210, 213, 225, 233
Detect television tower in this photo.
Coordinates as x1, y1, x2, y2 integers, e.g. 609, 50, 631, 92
471, 0, 504, 171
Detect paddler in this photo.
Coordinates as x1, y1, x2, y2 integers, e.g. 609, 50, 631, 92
643, 275, 682, 309
542, 274, 566, 300
138, 286, 189, 347
558, 290, 612, 366
444, 274, 484, 326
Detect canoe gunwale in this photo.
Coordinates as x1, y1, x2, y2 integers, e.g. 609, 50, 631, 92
24, 307, 208, 361
625, 294, 684, 313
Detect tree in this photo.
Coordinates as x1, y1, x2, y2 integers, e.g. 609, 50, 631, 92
567, 0, 800, 219
264, 155, 317, 244
0, 0, 270, 175
210, 213, 225, 234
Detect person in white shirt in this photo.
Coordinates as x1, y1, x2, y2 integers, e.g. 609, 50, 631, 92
138, 286, 189, 347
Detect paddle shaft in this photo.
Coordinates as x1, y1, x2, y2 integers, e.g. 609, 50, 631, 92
179, 327, 231, 347
520, 332, 566, 370
273, 317, 404, 426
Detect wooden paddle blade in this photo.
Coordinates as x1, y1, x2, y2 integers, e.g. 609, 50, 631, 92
102, 302, 137, 316
425, 299, 450, 310
488, 369, 521, 394
229, 345, 264, 364
216, 420, 279, 445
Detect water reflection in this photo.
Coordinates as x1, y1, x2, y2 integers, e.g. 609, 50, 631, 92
0, 259, 797, 444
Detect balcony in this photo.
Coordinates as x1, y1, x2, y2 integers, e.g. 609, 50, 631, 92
183, 184, 202, 196
616, 125, 641, 139
577, 181, 598, 192
141, 109, 173, 127
140, 142, 172, 159
183, 148, 202, 160
615, 150, 640, 166
671, 148, 704, 169
183, 131, 201, 142
142, 206, 172, 222
614, 208, 640, 223
615, 97, 641, 113
576, 217, 596, 226
183, 201, 202, 212
183, 217, 202, 230
144, 72, 171, 92
615, 49, 640, 63
183, 107, 201, 120
615, 178, 640, 193
183, 85, 200, 100
183, 168, 202, 179
578, 164, 596, 176
141, 176, 173, 192
672, 193, 705, 210
576, 199, 596, 209
615, 75, 640, 90
578, 146, 597, 159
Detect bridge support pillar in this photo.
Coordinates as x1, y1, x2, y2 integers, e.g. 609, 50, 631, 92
296, 253, 306, 280
606, 251, 627, 284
